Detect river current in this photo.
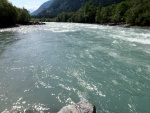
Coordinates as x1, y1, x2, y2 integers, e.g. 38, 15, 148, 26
0, 23, 150, 113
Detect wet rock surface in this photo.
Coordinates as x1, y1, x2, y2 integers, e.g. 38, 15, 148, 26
58, 101, 96, 113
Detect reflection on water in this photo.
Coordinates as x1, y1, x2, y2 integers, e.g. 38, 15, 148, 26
0, 32, 19, 57
0, 23, 150, 113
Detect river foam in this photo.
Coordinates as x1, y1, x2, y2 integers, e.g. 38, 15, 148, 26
0, 23, 150, 113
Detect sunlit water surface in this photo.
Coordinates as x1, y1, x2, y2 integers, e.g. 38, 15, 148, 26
0, 23, 150, 113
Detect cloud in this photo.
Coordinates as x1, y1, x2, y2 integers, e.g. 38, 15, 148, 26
24, 4, 39, 11
9, 0, 47, 13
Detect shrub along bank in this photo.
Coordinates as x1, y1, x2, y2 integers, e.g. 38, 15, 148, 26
0, 0, 30, 28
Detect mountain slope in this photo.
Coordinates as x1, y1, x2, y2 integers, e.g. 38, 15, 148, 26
31, 0, 54, 16
38, 0, 124, 17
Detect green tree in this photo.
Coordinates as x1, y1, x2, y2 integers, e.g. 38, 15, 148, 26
98, 5, 113, 23
17, 8, 30, 24
95, 5, 102, 23
125, 1, 150, 25
112, 1, 130, 23
0, 0, 18, 27
82, 1, 96, 23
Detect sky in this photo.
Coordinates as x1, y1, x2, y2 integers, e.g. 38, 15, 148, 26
8, 0, 48, 12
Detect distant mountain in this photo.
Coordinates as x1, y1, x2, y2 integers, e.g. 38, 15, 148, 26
31, 0, 54, 16
38, 0, 124, 18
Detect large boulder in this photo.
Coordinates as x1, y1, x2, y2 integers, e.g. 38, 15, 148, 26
58, 101, 96, 113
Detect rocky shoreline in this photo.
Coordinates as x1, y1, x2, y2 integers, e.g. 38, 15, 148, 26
102, 23, 150, 29
58, 101, 96, 113
0, 22, 46, 29
26, 21, 46, 25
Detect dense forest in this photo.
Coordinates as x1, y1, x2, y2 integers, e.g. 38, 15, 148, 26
31, 0, 54, 16
0, 0, 30, 28
35, 0, 150, 26
38, 0, 123, 18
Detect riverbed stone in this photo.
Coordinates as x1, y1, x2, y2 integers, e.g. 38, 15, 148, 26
10, 110, 21, 113
58, 101, 96, 113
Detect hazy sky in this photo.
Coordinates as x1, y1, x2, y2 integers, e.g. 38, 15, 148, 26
8, 0, 48, 12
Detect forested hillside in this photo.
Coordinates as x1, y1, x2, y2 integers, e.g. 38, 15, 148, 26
31, 0, 54, 16
52, 0, 150, 26
0, 0, 30, 28
38, 0, 124, 18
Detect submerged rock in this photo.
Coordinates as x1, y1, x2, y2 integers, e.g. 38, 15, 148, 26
29, 22, 46, 25
58, 101, 96, 113
10, 110, 21, 113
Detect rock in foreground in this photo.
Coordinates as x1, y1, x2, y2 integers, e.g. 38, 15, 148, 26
58, 101, 96, 113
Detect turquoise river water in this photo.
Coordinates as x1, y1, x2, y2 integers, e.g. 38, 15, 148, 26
0, 23, 150, 113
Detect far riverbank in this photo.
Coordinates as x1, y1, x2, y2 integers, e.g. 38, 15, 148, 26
0, 21, 46, 29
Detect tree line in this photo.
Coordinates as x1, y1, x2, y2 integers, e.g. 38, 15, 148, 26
47, 0, 150, 26
36, 0, 124, 18
0, 0, 30, 28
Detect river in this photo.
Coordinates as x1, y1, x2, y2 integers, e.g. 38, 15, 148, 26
0, 22, 150, 113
